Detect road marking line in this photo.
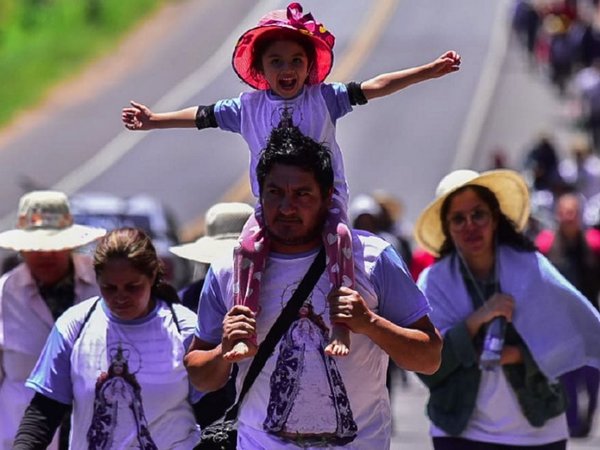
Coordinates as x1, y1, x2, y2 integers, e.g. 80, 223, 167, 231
329, 0, 399, 81
52, 0, 280, 196
451, 0, 510, 170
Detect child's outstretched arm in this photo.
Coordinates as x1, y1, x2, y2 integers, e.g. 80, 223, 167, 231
360, 50, 460, 101
122, 101, 198, 130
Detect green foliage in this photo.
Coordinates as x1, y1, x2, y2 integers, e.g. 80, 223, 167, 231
0, 0, 163, 126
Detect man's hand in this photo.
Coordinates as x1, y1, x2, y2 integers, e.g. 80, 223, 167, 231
221, 305, 256, 356
327, 286, 374, 335
122, 100, 154, 130
328, 286, 442, 373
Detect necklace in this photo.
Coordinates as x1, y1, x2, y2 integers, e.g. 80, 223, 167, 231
457, 248, 506, 371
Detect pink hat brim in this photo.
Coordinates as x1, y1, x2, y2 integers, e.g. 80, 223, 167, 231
232, 25, 334, 90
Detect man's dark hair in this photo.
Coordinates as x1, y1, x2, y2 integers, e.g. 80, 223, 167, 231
257, 125, 334, 197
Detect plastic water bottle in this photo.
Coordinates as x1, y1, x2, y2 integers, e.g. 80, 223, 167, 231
479, 317, 507, 371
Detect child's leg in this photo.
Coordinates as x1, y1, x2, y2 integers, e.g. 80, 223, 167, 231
227, 210, 268, 362
324, 199, 355, 357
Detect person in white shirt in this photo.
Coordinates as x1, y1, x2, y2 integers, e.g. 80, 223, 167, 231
0, 191, 105, 450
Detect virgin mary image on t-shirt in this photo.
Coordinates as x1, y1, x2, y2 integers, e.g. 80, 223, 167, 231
87, 344, 157, 450
263, 283, 358, 446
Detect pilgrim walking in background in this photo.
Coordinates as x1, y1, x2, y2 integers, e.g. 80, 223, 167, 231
13, 228, 201, 449
535, 191, 600, 438
0, 191, 105, 450
348, 193, 412, 394
122, 1, 460, 360
413, 169, 600, 450
169, 201, 253, 428
171, 202, 254, 314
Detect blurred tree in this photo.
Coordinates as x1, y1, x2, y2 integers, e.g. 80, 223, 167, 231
86, 0, 102, 23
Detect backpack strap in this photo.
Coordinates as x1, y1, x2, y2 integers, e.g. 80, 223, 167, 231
74, 296, 101, 343
167, 301, 183, 335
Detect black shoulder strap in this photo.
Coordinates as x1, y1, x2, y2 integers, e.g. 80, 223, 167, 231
225, 247, 326, 420
74, 296, 101, 342
167, 301, 183, 334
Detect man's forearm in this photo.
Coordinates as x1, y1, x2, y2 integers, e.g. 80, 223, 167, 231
363, 314, 442, 375
184, 344, 232, 392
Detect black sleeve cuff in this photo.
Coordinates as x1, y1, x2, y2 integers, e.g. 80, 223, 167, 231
195, 104, 218, 129
13, 393, 70, 450
346, 82, 368, 106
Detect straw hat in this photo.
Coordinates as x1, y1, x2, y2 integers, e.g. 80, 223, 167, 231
414, 169, 530, 256
232, 2, 335, 90
169, 202, 253, 264
0, 191, 106, 252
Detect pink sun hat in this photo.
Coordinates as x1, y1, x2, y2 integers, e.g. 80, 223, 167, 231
232, 2, 335, 90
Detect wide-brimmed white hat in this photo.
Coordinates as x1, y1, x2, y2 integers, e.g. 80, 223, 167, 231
414, 169, 530, 256
348, 194, 381, 224
0, 191, 107, 252
169, 202, 253, 264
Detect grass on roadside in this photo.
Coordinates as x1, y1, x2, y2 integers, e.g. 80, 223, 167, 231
0, 0, 163, 127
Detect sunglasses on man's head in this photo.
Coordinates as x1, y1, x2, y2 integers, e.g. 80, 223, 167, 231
447, 208, 492, 231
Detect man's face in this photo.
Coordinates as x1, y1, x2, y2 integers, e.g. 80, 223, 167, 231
21, 250, 71, 286
261, 163, 331, 253
556, 194, 581, 232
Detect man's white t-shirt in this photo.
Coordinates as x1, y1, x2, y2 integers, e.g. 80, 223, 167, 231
197, 231, 431, 449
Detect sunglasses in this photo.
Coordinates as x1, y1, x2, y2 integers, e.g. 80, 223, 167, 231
447, 208, 492, 231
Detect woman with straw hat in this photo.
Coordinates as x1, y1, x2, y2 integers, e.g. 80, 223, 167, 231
0, 191, 106, 450
413, 169, 600, 450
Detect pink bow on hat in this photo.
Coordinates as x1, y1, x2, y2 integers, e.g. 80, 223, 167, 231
261, 2, 335, 50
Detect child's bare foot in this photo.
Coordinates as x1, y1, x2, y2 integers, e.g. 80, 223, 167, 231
325, 325, 350, 356
223, 340, 258, 362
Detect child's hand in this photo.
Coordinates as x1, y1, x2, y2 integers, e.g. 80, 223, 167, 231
428, 50, 461, 78
122, 100, 154, 130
